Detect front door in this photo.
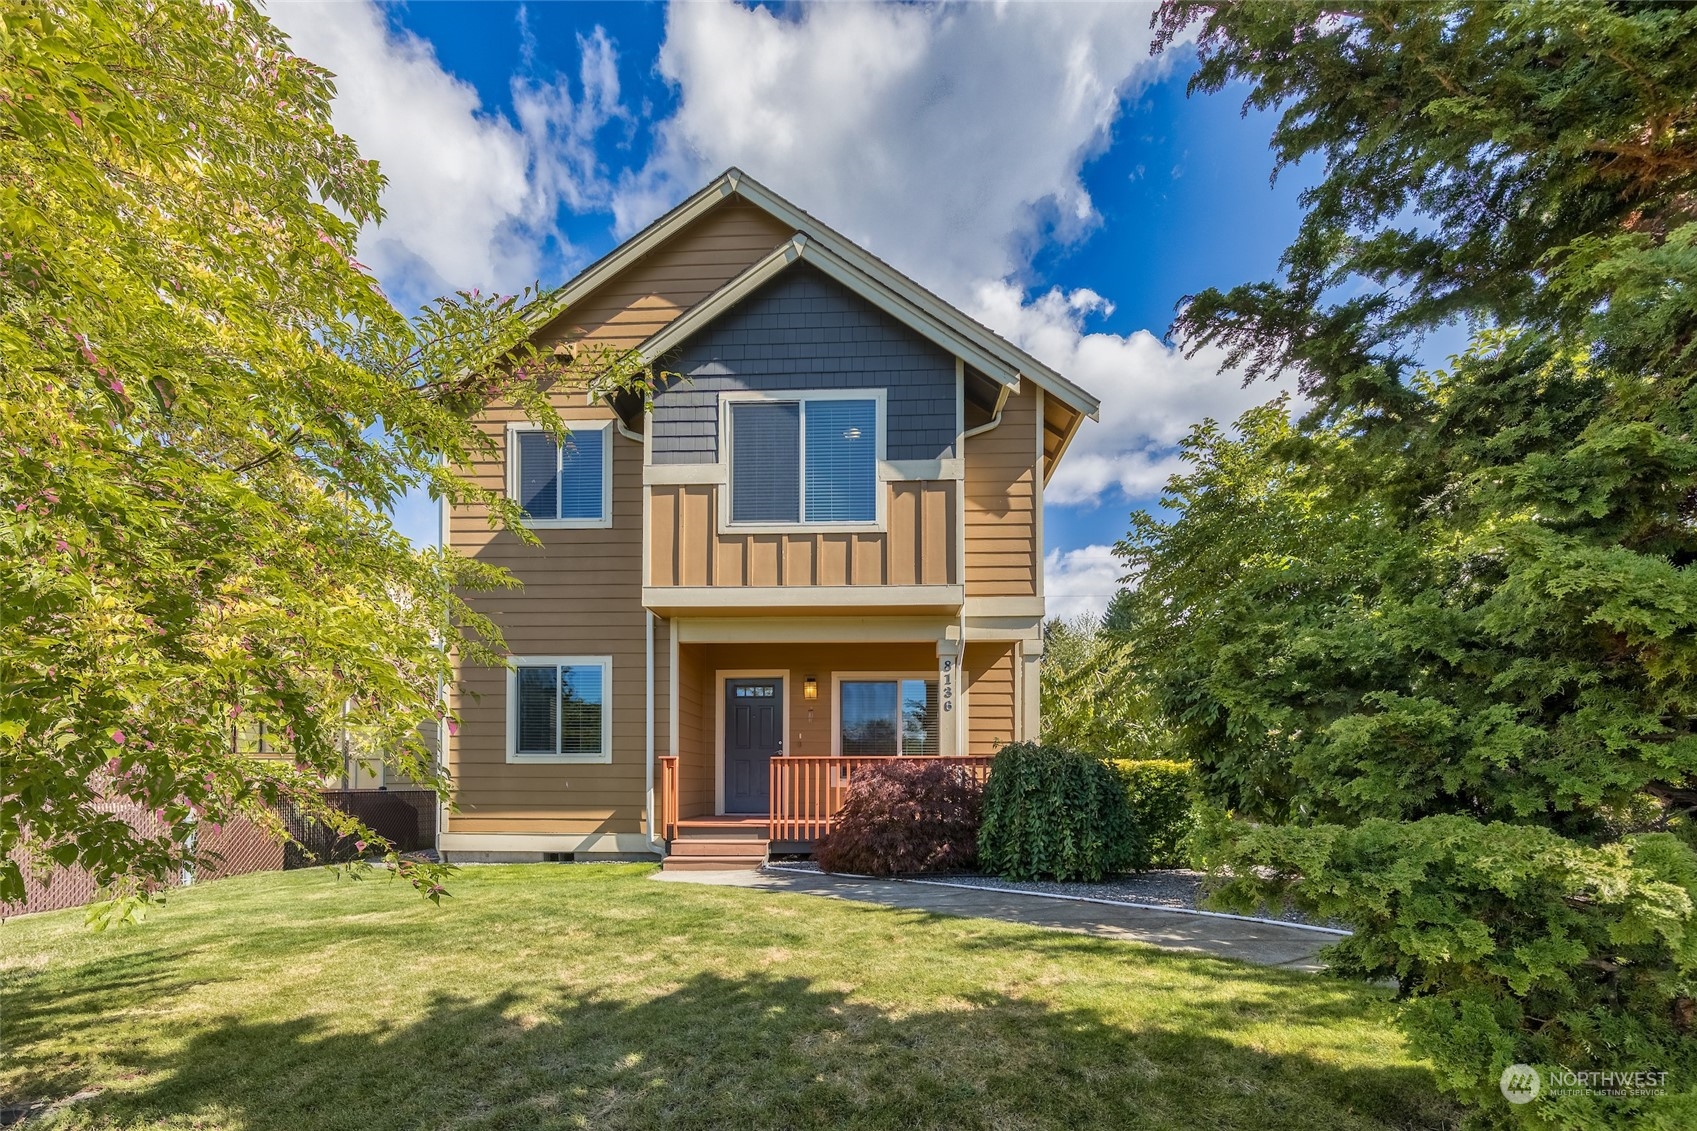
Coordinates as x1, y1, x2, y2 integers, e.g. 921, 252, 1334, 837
724, 677, 783, 814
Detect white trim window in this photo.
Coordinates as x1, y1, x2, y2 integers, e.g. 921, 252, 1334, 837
508, 421, 613, 528
720, 390, 886, 532
833, 672, 941, 756
507, 656, 613, 763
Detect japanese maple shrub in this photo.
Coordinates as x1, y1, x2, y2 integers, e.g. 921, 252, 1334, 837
815, 760, 984, 877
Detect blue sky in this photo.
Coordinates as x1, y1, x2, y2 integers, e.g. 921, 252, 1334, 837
271, 0, 1313, 617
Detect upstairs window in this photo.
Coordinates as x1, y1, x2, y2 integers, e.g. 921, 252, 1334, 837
839, 677, 940, 756
508, 656, 612, 763
728, 395, 879, 526
512, 422, 611, 526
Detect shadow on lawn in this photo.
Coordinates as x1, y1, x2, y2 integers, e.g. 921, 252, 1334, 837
69, 970, 1458, 1131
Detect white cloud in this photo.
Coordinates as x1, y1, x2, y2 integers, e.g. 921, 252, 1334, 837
1044, 545, 1126, 622
971, 281, 1302, 506
619, 0, 1175, 304
616, 1, 1287, 512
269, 1, 625, 308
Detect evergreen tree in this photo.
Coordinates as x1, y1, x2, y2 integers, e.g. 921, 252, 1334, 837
1134, 3, 1697, 1123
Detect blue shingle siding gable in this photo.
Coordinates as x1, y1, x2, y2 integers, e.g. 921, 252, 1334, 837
651, 263, 957, 464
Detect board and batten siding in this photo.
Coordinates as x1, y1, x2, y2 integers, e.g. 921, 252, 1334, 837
675, 642, 713, 820
648, 481, 955, 588
446, 400, 664, 838
963, 385, 1039, 598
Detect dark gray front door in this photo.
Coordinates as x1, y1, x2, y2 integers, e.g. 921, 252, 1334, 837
725, 677, 783, 813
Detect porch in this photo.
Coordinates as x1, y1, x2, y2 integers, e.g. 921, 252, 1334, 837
652, 630, 1025, 867
658, 756, 995, 865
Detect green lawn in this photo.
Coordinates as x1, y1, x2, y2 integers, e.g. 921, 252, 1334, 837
2, 864, 1457, 1130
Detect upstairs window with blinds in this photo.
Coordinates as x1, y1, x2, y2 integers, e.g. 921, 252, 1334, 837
508, 656, 611, 762
512, 423, 610, 525
729, 396, 878, 525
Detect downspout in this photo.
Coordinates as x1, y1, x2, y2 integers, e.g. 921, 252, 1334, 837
956, 383, 1009, 756
645, 610, 657, 855
961, 384, 1011, 440
435, 456, 448, 859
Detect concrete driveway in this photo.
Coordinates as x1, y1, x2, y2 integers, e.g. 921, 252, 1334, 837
653, 866, 1336, 971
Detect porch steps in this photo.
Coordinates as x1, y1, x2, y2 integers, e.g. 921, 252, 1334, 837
662, 821, 771, 871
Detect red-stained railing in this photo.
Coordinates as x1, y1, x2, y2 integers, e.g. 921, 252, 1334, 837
767, 756, 994, 842
658, 755, 679, 842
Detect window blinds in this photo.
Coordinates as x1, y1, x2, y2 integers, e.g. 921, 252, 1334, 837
515, 428, 604, 521
803, 399, 877, 522
730, 397, 876, 525
558, 432, 604, 520
516, 431, 558, 520
730, 401, 801, 523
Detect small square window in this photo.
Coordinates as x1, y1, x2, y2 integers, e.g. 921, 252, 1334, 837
508, 657, 612, 762
513, 424, 610, 525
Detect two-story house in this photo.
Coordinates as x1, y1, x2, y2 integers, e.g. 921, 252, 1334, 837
440, 170, 1099, 867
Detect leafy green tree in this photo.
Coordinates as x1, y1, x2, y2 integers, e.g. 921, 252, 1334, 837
0, 0, 643, 913
1039, 615, 1166, 760
1138, 2, 1697, 1124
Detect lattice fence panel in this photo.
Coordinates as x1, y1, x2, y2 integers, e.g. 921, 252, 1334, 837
4, 789, 439, 917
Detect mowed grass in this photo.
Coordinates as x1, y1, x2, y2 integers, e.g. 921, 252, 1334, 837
2, 864, 1457, 1131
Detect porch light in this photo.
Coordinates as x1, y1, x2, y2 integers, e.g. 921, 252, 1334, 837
804, 675, 819, 700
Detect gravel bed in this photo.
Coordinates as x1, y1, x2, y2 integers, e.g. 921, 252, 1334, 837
763, 860, 1340, 930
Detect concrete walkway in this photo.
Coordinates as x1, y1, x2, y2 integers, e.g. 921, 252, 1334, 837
653, 867, 1332, 971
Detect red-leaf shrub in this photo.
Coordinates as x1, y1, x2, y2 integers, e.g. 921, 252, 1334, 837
815, 761, 985, 876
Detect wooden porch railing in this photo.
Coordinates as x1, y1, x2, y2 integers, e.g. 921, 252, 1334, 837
768, 756, 994, 842
658, 755, 679, 841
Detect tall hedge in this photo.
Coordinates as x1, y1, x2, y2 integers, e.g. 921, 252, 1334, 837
1113, 759, 1196, 870
977, 742, 1136, 881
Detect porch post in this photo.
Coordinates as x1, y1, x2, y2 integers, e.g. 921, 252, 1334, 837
937, 626, 963, 757
1020, 634, 1044, 742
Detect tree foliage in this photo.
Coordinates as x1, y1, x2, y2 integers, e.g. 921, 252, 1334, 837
1139, 2, 1697, 1124
0, 0, 645, 911
1039, 615, 1167, 761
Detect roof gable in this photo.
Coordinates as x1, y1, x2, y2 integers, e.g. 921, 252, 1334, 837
530, 169, 1100, 422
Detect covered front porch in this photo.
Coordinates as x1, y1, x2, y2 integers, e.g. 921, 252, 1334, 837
655, 630, 1019, 851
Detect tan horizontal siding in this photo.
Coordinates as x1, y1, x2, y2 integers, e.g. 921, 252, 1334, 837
964, 386, 1038, 597
535, 199, 794, 350
649, 481, 955, 587
965, 642, 1017, 755
676, 643, 712, 819
446, 396, 654, 837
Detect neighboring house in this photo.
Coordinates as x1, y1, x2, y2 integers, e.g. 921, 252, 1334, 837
441, 169, 1099, 865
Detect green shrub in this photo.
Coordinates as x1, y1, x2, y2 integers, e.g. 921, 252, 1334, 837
977, 742, 1136, 881
1213, 817, 1697, 1128
1111, 759, 1196, 870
